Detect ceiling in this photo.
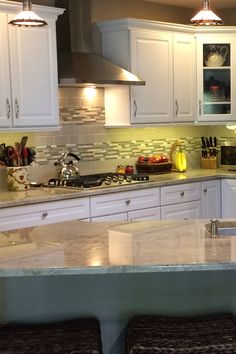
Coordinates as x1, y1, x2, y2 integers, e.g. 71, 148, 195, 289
144, 0, 236, 9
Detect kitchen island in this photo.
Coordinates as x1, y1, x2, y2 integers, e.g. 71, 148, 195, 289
1, 219, 236, 354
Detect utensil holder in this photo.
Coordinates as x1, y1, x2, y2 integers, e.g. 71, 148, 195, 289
6, 166, 30, 191
201, 158, 217, 169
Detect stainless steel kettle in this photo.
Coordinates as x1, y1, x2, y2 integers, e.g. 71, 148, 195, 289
54, 152, 80, 180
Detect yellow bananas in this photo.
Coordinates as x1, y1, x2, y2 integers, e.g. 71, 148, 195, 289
174, 149, 187, 172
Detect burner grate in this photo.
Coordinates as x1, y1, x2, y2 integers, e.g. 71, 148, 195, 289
48, 173, 149, 189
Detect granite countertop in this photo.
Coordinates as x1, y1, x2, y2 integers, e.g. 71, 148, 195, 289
0, 218, 236, 277
0, 168, 236, 209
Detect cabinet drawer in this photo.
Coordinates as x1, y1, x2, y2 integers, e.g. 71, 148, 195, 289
0, 197, 90, 231
161, 200, 201, 220
128, 207, 160, 221
90, 187, 160, 218
161, 182, 201, 206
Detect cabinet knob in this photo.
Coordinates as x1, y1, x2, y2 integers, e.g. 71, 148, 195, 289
203, 188, 207, 193
180, 191, 185, 197
126, 199, 131, 205
41, 211, 48, 219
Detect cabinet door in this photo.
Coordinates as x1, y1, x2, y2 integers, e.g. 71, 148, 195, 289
0, 13, 11, 127
128, 207, 161, 221
201, 180, 221, 219
130, 30, 173, 123
161, 200, 201, 220
197, 34, 236, 122
8, 16, 59, 128
221, 179, 236, 218
173, 33, 196, 122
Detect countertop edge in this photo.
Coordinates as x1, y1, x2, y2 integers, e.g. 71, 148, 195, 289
2, 262, 236, 277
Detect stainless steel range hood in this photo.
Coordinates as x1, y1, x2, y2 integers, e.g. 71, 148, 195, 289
55, 0, 145, 86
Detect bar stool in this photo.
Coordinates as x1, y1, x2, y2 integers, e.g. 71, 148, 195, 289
126, 314, 236, 353
0, 318, 103, 353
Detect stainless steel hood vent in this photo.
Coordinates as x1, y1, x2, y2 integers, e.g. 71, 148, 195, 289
55, 0, 145, 86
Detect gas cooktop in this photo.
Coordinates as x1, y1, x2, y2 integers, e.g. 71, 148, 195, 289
48, 172, 149, 189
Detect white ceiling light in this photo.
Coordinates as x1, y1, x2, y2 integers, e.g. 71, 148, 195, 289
190, 0, 223, 26
9, 1, 47, 27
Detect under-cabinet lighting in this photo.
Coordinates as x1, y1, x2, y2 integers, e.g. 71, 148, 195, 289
9, 1, 47, 27
190, 1, 223, 26
226, 125, 236, 131
84, 87, 97, 100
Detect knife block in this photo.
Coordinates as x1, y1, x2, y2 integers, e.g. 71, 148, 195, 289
201, 158, 217, 169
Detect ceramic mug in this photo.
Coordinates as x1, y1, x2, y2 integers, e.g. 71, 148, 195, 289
6, 166, 30, 191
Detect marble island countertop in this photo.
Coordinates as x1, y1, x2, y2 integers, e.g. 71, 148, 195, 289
0, 168, 236, 208
1, 219, 236, 277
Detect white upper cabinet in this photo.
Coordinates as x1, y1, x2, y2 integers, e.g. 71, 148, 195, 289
99, 19, 236, 126
130, 30, 173, 123
196, 33, 236, 123
173, 33, 196, 122
98, 19, 196, 126
0, 13, 11, 126
0, 2, 63, 130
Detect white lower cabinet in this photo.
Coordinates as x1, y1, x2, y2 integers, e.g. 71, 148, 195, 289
0, 197, 90, 232
0, 178, 222, 229
221, 179, 236, 218
160, 182, 201, 220
201, 180, 221, 219
91, 207, 161, 222
90, 188, 160, 221
161, 200, 201, 220
128, 207, 160, 221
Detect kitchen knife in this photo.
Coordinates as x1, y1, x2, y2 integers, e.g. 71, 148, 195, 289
209, 136, 213, 147
209, 136, 213, 157
201, 137, 207, 158
213, 137, 218, 157
214, 137, 217, 147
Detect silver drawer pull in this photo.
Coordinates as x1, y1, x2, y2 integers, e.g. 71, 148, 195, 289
199, 100, 202, 116
180, 191, 185, 197
203, 188, 207, 193
126, 199, 131, 205
6, 98, 10, 119
15, 98, 19, 119
134, 100, 137, 117
41, 211, 48, 219
175, 99, 179, 116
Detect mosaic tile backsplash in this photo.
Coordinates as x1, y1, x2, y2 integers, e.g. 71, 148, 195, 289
0, 87, 235, 180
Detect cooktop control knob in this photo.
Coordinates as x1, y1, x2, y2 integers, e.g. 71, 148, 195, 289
105, 176, 112, 185
118, 175, 124, 184
126, 175, 133, 183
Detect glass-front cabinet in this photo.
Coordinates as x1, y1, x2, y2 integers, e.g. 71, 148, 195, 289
197, 34, 236, 122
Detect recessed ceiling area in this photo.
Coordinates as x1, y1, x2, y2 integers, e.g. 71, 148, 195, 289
143, 0, 236, 9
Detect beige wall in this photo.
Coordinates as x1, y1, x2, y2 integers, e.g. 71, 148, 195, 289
220, 8, 236, 25
91, 0, 194, 25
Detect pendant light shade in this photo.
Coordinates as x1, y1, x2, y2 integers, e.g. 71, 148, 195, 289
190, 1, 223, 26
9, 1, 47, 27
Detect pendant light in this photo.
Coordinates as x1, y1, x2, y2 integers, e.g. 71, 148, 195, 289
9, 1, 47, 27
190, 1, 223, 26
